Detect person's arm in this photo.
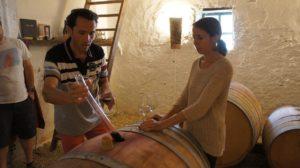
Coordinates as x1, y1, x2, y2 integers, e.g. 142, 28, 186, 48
140, 85, 189, 131
140, 112, 186, 131
151, 84, 189, 121
160, 62, 196, 120
163, 85, 189, 119
180, 67, 232, 122
43, 77, 88, 105
141, 65, 233, 131
23, 59, 35, 99
100, 77, 111, 93
99, 77, 115, 110
97, 54, 115, 110
18, 39, 35, 99
43, 49, 88, 105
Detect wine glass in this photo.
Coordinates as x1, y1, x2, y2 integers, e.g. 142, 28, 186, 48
147, 93, 159, 113
138, 94, 154, 120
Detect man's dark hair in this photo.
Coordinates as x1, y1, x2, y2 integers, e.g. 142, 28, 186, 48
0, 19, 2, 26
66, 8, 98, 29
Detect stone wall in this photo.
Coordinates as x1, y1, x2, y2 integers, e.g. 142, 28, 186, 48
110, 0, 300, 118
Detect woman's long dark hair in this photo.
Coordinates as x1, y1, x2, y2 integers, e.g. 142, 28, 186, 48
193, 17, 227, 56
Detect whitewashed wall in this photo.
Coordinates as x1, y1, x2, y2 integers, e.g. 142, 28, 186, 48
110, 0, 300, 118
0, 0, 19, 37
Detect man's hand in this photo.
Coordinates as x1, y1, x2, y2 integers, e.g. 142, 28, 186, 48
100, 91, 115, 110
67, 83, 89, 104
85, 78, 93, 90
28, 90, 35, 100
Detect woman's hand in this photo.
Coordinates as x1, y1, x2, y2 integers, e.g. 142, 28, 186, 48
140, 112, 186, 132
139, 119, 162, 132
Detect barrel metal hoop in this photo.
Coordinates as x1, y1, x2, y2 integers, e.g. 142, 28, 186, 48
264, 115, 300, 139
168, 127, 210, 165
119, 125, 209, 168
266, 120, 300, 150
60, 152, 131, 168
125, 123, 204, 155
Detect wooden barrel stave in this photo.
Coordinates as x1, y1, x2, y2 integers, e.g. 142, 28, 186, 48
228, 82, 263, 140
217, 102, 252, 166
217, 82, 264, 167
269, 129, 300, 168
228, 86, 261, 140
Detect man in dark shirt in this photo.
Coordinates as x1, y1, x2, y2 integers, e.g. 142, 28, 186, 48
43, 8, 115, 153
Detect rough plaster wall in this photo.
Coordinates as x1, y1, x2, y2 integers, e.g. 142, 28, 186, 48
60, 0, 85, 31
0, 0, 19, 37
16, 0, 68, 146
230, 0, 300, 115
110, 0, 300, 117
110, 0, 206, 114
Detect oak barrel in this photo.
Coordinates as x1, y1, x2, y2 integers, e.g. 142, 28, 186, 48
50, 124, 209, 168
217, 81, 264, 167
262, 106, 300, 168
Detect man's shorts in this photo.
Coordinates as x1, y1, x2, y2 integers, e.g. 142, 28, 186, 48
0, 98, 37, 148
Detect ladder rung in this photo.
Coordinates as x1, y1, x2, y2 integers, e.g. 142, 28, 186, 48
94, 38, 113, 46
96, 28, 116, 31
87, 0, 123, 5
98, 14, 119, 17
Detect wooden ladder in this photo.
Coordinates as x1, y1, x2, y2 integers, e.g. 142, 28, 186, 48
85, 0, 125, 79
49, 0, 125, 152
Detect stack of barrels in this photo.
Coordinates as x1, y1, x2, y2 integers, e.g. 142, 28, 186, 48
50, 82, 299, 168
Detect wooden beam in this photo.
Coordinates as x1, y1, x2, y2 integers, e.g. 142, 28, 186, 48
96, 28, 116, 31
107, 0, 126, 79
87, 0, 123, 5
84, 0, 92, 8
98, 14, 120, 17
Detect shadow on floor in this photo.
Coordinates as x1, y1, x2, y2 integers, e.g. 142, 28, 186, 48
232, 143, 269, 168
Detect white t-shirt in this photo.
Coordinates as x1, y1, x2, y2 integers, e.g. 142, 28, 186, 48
0, 37, 31, 104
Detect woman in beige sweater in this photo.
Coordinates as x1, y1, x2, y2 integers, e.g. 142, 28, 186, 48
140, 17, 233, 167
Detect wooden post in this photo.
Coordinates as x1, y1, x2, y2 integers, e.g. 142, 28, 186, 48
170, 18, 182, 49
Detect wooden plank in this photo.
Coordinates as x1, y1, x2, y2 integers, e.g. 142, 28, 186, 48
96, 28, 116, 31
84, 0, 92, 8
94, 38, 113, 46
98, 14, 120, 17
107, 0, 126, 79
85, 0, 125, 79
87, 0, 123, 5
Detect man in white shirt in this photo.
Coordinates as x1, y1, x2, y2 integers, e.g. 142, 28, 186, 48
0, 20, 37, 168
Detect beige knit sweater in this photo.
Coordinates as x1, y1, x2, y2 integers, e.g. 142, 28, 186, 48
176, 57, 233, 157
